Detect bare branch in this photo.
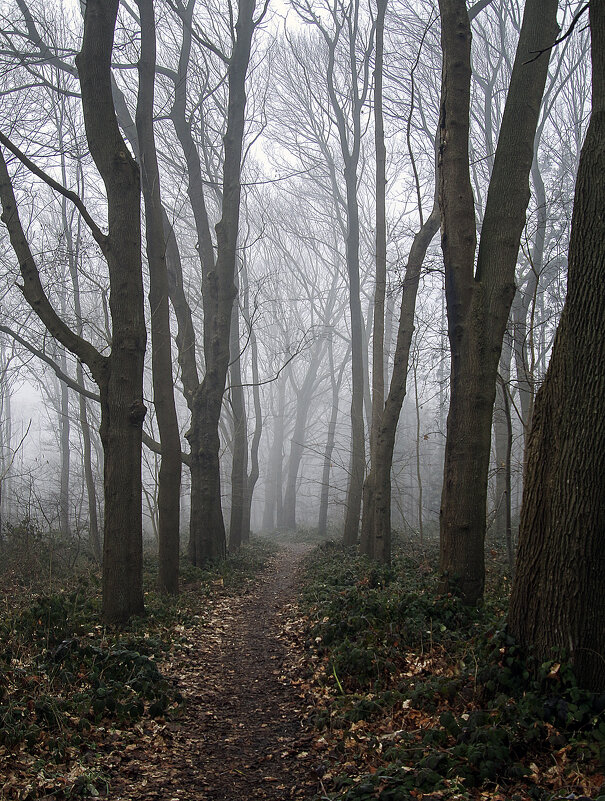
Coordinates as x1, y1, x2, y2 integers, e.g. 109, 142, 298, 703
0, 133, 108, 252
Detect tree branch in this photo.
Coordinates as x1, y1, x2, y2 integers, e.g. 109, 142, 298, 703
0, 132, 108, 253
0, 148, 107, 384
0, 324, 101, 402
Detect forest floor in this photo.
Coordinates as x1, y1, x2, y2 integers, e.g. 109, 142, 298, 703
0, 539, 328, 800
108, 543, 323, 800
1, 533, 604, 801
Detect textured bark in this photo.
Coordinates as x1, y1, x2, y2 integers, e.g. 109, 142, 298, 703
508, 2, 605, 693
0, 0, 147, 623
136, 0, 181, 594
77, 0, 147, 622
438, 0, 558, 603
188, 0, 256, 564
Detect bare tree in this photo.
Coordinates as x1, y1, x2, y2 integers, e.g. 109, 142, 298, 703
0, 0, 147, 623
437, 0, 558, 603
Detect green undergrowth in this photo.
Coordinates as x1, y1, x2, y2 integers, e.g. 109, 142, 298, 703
301, 537, 605, 801
0, 537, 276, 798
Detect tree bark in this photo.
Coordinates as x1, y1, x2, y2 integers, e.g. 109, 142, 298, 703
136, 0, 182, 594
241, 266, 261, 542
437, 0, 558, 603
0, 0, 147, 623
77, 0, 147, 622
508, 1, 605, 693
493, 335, 512, 542
228, 297, 248, 551
187, 0, 256, 564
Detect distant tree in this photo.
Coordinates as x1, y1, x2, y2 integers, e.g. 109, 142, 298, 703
289, 0, 375, 545
508, 1, 604, 694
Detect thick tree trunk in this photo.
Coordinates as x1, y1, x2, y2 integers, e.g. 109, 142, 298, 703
77, 0, 147, 622
0, 0, 147, 623
437, 0, 558, 603
508, 2, 605, 693
136, 0, 181, 594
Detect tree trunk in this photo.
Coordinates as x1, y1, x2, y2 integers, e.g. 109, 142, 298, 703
493, 335, 512, 542
136, 0, 181, 594
262, 373, 286, 531
511, 154, 544, 460
342, 166, 366, 545
58, 348, 71, 536
241, 266, 261, 542
318, 342, 348, 538
508, 1, 605, 693
78, 375, 101, 562
363, 0, 387, 555
77, 0, 147, 622
0, 0, 146, 623
360, 206, 440, 562
188, 0, 256, 564
228, 298, 248, 551
412, 353, 424, 542
437, 0, 558, 603
283, 343, 325, 530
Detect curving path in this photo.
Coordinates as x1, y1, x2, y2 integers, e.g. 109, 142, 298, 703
110, 544, 322, 800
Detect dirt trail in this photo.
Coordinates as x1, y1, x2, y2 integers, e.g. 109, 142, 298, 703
111, 545, 323, 800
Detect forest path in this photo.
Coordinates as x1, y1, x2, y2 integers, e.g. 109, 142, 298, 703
111, 544, 322, 800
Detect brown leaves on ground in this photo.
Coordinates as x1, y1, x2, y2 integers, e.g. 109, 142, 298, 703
107, 544, 325, 800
